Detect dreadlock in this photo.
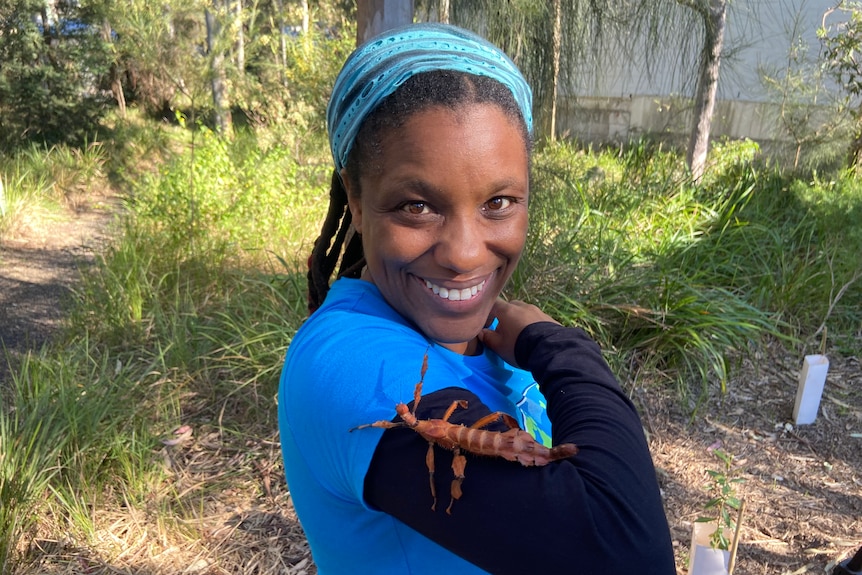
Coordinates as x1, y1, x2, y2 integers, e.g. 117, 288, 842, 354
307, 70, 531, 314
305, 170, 361, 313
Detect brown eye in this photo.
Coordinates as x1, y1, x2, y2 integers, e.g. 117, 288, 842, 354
401, 201, 430, 215
486, 197, 512, 211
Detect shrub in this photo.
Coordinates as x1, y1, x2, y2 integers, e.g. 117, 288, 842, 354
0, 0, 113, 151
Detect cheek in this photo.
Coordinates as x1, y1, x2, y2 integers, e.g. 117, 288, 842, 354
363, 225, 426, 268
499, 215, 529, 255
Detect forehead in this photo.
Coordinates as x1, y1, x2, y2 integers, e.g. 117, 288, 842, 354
364, 104, 529, 191
360, 102, 528, 177
388, 102, 522, 146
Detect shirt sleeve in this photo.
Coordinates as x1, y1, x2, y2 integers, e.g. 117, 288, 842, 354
364, 322, 676, 575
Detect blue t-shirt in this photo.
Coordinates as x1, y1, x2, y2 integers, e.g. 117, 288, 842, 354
278, 278, 552, 575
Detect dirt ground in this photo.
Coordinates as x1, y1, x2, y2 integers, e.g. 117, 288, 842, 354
0, 194, 116, 380
1, 198, 860, 575
644, 349, 862, 574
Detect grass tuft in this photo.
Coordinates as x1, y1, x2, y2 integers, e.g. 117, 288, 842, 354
2, 121, 861, 573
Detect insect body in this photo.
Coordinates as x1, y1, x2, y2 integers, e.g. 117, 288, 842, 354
350, 354, 578, 514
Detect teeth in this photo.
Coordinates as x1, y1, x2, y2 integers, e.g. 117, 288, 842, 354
424, 279, 485, 302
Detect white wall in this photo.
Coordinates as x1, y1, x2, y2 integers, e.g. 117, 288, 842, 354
560, 0, 843, 149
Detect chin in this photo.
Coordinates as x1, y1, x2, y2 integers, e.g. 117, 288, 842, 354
422, 320, 483, 349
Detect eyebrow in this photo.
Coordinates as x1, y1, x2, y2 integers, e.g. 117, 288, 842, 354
388, 174, 527, 197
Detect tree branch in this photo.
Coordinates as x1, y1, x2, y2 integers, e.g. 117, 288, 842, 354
675, 0, 708, 19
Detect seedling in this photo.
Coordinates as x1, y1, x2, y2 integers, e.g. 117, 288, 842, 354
696, 448, 745, 551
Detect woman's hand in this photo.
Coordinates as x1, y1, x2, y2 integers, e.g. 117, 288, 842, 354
479, 299, 559, 367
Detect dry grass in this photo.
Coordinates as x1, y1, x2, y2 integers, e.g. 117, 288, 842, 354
643, 345, 862, 574
19, 428, 315, 575
10, 344, 860, 575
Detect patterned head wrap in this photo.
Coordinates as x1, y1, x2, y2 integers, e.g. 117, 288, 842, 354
326, 22, 533, 173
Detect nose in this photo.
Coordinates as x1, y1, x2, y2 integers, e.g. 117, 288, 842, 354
434, 213, 486, 274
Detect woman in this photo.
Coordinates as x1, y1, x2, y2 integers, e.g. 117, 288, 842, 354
279, 23, 675, 575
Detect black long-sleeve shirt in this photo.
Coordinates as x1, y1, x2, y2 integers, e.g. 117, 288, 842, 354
365, 322, 676, 574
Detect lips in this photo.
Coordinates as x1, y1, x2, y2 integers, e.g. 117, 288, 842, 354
424, 278, 486, 302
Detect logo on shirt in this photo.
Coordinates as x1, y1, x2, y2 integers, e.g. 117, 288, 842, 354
515, 382, 553, 448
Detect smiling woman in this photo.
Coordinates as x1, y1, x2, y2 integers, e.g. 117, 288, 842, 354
278, 22, 675, 575
344, 103, 529, 354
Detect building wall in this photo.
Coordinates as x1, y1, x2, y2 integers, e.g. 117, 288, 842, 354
558, 0, 841, 150
558, 96, 782, 144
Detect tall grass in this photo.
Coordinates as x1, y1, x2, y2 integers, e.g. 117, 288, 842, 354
1, 123, 861, 571
0, 338, 147, 570
514, 139, 861, 396
1, 124, 320, 571
0, 141, 109, 242
0, 401, 66, 569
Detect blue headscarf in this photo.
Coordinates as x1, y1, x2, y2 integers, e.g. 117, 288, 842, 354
326, 22, 533, 173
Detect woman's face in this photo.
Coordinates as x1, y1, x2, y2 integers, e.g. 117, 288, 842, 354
344, 103, 529, 355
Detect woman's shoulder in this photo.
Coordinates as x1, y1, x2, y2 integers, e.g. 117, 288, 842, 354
284, 279, 434, 394
281, 301, 437, 433
318, 278, 393, 314
292, 280, 418, 353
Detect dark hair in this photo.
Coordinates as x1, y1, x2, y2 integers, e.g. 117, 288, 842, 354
306, 70, 532, 313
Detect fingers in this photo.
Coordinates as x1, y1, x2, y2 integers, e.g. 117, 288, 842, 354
477, 327, 514, 366
481, 299, 560, 367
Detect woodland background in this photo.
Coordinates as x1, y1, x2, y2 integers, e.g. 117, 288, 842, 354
1, 1, 861, 573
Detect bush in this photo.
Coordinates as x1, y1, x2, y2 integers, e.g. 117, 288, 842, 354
0, 0, 113, 151
516, 139, 860, 397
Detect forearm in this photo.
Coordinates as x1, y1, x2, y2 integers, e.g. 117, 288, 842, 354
365, 324, 674, 574
516, 321, 651, 462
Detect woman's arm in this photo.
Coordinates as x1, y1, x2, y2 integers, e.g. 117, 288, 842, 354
364, 301, 675, 574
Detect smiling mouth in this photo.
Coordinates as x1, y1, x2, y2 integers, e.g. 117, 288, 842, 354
424, 278, 487, 302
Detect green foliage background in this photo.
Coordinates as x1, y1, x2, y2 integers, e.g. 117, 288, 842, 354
0, 2, 861, 573
0, 0, 113, 148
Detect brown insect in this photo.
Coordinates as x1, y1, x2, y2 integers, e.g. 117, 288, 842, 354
351, 353, 578, 514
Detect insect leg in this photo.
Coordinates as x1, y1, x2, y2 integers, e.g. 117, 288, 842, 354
446, 447, 466, 515
411, 352, 430, 414
468, 411, 520, 430
348, 420, 404, 432
441, 400, 469, 422
425, 441, 437, 511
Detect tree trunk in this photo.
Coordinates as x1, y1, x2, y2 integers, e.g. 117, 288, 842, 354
356, 0, 414, 45
205, 5, 232, 134
102, 19, 126, 117
234, 0, 245, 75
685, 0, 727, 181
274, 0, 288, 87
300, 0, 312, 59
439, 0, 450, 24
39, 5, 50, 43
550, 0, 562, 142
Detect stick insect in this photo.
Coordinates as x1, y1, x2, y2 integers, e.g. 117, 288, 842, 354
351, 353, 578, 514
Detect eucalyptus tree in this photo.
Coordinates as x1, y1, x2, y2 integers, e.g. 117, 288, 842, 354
820, 1, 862, 167
356, 0, 414, 44
0, 0, 113, 149
206, 0, 232, 134
678, 0, 727, 180
109, 0, 243, 129
109, 0, 212, 119
419, 0, 735, 180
